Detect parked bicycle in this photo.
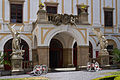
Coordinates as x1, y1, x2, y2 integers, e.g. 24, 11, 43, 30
30, 64, 48, 76
87, 61, 102, 72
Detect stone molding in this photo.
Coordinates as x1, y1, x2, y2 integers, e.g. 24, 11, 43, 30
103, 7, 114, 11
44, 2, 59, 6
37, 46, 49, 49
8, 0, 25, 4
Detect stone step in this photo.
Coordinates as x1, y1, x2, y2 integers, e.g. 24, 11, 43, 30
53, 68, 76, 72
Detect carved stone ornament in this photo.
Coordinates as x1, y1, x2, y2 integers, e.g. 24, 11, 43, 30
51, 14, 77, 26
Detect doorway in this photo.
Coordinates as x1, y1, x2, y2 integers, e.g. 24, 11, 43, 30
49, 39, 63, 68
73, 42, 77, 67
89, 41, 93, 59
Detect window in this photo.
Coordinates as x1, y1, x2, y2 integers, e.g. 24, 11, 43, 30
44, 2, 58, 21
10, 4, 23, 23
46, 6, 57, 21
46, 6, 57, 14
104, 11, 113, 27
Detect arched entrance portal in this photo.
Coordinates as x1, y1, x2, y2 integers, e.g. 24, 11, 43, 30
89, 41, 93, 59
49, 39, 63, 68
49, 32, 78, 68
107, 39, 117, 65
73, 42, 77, 67
4, 39, 29, 70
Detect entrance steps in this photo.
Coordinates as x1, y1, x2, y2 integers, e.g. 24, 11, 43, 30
52, 67, 76, 72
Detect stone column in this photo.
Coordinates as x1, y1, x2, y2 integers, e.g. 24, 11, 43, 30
77, 46, 89, 70
32, 49, 38, 67
37, 46, 49, 67
63, 48, 73, 67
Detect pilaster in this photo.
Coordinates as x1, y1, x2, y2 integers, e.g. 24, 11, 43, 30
77, 46, 89, 70
37, 46, 49, 67
32, 49, 38, 67
63, 48, 73, 67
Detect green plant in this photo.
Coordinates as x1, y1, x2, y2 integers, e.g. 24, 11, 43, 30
101, 71, 120, 76
0, 52, 10, 65
92, 75, 118, 80
114, 76, 120, 80
112, 48, 120, 64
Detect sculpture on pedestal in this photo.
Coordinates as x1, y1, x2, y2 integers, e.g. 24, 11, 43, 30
92, 28, 108, 54
92, 28, 109, 66
7, 24, 24, 71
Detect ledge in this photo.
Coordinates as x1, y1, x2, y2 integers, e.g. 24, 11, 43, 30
44, 2, 59, 6
103, 7, 114, 11
8, 0, 25, 4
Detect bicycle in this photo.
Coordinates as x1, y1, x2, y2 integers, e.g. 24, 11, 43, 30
30, 64, 48, 76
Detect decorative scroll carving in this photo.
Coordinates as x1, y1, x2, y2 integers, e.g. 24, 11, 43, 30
51, 14, 77, 26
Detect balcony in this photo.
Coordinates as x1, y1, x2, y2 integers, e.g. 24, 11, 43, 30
47, 13, 89, 26
36, 9, 89, 26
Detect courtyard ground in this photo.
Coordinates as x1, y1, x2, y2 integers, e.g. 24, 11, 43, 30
0, 69, 120, 80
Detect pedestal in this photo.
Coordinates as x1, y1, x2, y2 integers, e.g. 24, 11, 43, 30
37, 9, 47, 23
80, 13, 89, 24
11, 55, 23, 72
98, 53, 110, 67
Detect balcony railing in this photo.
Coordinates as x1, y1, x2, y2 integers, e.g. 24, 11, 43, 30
46, 13, 89, 26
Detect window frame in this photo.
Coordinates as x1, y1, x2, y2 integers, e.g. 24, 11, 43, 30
9, 0, 24, 24
46, 6, 57, 14
104, 7, 114, 27
10, 4, 23, 23
44, 2, 59, 14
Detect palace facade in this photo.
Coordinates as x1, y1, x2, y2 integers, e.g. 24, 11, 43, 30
0, 0, 120, 70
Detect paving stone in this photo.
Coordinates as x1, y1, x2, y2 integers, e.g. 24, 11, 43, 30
0, 69, 119, 80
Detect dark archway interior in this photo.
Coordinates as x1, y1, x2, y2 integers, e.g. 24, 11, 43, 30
73, 42, 77, 67
49, 39, 63, 68
4, 38, 29, 70
89, 41, 93, 58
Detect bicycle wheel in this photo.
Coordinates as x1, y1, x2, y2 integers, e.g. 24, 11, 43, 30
34, 69, 42, 76
42, 65, 48, 74
33, 65, 42, 76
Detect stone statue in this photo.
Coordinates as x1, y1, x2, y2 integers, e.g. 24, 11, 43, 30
7, 24, 24, 57
92, 28, 108, 53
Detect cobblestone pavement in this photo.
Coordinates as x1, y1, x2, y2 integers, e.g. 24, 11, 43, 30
0, 69, 120, 80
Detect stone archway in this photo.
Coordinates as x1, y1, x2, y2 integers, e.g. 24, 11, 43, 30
49, 32, 75, 68
4, 39, 29, 70
36, 27, 89, 70
107, 39, 117, 65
